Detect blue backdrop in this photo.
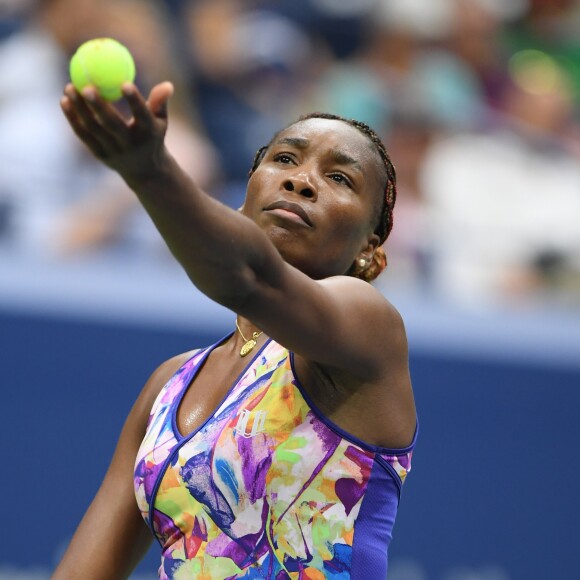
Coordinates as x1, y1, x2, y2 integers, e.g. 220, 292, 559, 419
1, 307, 579, 579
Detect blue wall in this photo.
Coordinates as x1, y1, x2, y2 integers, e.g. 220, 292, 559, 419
1, 308, 579, 578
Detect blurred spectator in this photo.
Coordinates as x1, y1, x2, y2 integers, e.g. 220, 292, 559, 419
421, 52, 580, 307
0, 0, 35, 39
2, 0, 580, 308
304, 0, 490, 141
504, 0, 580, 96
0, 0, 219, 257
182, 0, 322, 197
442, 0, 525, 110
0, 0, 108, 249
370, 0, 510, 128
52, 0, 221, 257
377, 112, 437, 290
279, 0, 375, 59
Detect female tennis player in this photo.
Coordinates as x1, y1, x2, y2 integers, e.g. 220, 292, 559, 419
54, 80, 417, 579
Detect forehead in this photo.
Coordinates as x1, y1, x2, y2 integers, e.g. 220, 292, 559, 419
275, 118, 382, 170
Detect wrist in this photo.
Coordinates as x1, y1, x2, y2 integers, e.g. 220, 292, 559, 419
121, 147, 177, 191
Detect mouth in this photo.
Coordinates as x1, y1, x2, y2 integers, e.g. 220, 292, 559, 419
263, 201, 313, 227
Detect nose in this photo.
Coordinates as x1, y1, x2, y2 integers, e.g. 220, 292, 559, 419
283, 171, 317, 199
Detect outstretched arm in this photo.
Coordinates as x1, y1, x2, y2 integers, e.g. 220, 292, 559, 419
60, 84, 406, 383
61, 83, 282, 307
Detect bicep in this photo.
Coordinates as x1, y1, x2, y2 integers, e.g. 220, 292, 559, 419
238, 267, 407, 380
53, 353, 191, 579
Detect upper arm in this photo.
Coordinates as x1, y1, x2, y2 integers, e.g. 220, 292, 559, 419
52, 352, 192, 580
238, 266, 408, 381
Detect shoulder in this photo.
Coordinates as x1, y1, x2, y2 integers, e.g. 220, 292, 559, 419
316, 276, 409, 378
132, 349, 200, 430
296, 279, 415, 446
320, 276, 407, 342
146, 350, 198, 390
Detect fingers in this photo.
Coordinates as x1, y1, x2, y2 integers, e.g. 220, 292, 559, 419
61, 84, 129, 157
147, 82, 175, 120
80, 87, 130, 138
60, 81, 172, 172
122, 83, 156, 129
120, 81, 173, 131
61, 88, 107, 158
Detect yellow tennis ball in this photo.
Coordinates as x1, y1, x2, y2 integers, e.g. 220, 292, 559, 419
69, 38, 136, 101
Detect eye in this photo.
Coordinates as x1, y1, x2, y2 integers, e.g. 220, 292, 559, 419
273, 153, 295, 164
329, 173, 353, 188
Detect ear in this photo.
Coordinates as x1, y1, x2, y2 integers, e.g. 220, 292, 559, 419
353, 233, 380, 272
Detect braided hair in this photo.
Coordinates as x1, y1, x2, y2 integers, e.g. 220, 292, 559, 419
249, 113, 397, 282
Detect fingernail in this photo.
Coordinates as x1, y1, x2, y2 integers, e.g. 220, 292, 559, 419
82, 87, 97, 101
121, 83, 134, 96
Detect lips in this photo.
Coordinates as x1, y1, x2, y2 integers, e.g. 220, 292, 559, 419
263, 200, 313, 227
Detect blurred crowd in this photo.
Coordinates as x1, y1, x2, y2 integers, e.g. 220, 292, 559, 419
1, 0, 580, 309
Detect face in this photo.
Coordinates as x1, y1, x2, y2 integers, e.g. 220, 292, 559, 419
242, 118, 385, 279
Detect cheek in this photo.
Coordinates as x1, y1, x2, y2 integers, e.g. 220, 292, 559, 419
325, 198, 372, 239
242, 173, 265, 214
245, 168, 275, 202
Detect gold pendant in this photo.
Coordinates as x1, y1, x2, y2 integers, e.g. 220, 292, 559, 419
240, 339, 257, 357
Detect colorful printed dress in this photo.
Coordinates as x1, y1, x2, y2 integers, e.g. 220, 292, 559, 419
134, 336, 416, 579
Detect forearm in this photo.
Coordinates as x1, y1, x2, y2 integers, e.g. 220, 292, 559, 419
53, 524, 151, 580
123, 151, 279, 308
61, 82, 280, 306
53, 474, 153, 580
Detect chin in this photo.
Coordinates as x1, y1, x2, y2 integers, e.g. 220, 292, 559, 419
265, 224, 303, 251
264, 226, 340, 279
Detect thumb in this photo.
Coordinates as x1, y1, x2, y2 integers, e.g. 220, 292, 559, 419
147, 81, 174, 119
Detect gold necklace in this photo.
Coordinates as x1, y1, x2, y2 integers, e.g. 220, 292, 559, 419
235, 319, 263, 357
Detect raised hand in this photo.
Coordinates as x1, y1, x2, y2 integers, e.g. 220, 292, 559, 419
60, 81, 174, 181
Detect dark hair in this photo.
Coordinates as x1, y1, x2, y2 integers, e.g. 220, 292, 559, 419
249, 112, 397, 245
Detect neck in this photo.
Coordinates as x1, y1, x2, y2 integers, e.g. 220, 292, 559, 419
234, 317, 264, 357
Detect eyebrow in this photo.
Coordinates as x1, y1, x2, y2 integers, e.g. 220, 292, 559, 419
275, 137, 310, 149
274, 137, 362, 171
331, 150, 362, 172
